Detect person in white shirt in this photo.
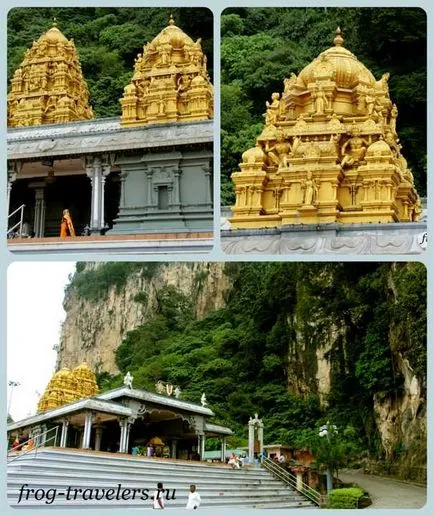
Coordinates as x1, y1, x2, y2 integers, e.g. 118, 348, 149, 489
186, 484, 201, 510
153, 482, 165, 509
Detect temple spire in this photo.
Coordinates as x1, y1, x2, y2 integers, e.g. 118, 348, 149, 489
333, 27, 344, 47
120, 18, 213, 126
7, 23, 94, 127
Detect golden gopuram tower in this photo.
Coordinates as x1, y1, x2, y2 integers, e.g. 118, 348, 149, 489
37, 363, 99, 413
120, 15, 213, 127
230, 29, 421, 228
7, 21, 94, 128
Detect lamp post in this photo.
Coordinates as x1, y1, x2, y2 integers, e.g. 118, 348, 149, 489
319, 421, 338, 493
8, 380, 20, 417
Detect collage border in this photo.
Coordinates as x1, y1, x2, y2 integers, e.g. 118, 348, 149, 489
1, 0, 431, 514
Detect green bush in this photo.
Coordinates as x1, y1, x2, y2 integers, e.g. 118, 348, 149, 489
327, 487, 364, 509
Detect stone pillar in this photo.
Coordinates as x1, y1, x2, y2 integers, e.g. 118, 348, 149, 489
296, 471, 303, 492
173, 167, 181, 208
220, 437, 226, 462
32, 426, 42, 447
86, 155, 111, 234
29, 182, 46, 237
202, 164, 212, 205
171, 439, 178, 459
146, 169, 153, 208
60, 418, 70, 448
81, 412, 93, 449
94, 425, 103, 452
118, 419, 131, 453
197, 434, 202, 458
258, 422, 264, 456
248, 420, 254, 464
118, 419, 126, 453
119, 172, 128, 208
200, 434, 205, 460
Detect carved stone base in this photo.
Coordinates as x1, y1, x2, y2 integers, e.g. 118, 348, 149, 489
221, 220, 427, 255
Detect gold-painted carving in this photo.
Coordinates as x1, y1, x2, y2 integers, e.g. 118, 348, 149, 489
230, 28, 421, 227
37, 363, 99, 413
7, 21, 94, 128
120, 15, 213, 127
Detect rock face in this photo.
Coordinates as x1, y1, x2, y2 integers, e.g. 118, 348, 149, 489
58, 262, 425, 480
57, 262, 230, 374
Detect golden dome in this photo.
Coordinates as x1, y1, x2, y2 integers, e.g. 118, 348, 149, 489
366, 137, 393, 157
297, 28, 376, 89
40, 23, 69, 45
151, 15, 194, 49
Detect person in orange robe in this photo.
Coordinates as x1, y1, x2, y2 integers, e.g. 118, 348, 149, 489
60, 209, 76, 237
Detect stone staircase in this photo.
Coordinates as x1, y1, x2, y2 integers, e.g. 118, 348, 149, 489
7, 448, 316, 509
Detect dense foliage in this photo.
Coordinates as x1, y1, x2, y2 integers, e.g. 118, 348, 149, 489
221, 7, 427, 202
65, 262, 161, 302
327, 487, 365, 509
8, 7, 213, 118
89, 262, 426, 463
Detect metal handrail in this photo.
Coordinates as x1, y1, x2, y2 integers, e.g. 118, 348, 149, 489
261, 457, 323, 506
7, 425, 60, 463
7, 204, 25, 237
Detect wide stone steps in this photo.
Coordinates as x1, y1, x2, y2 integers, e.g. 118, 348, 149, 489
7, 449, 316, 509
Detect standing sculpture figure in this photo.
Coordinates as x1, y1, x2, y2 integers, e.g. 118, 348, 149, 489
123, 371, 133, 389
60, 209, 75, 237
303, 171, 318, 205
200, 393, 208, 407
315, 86, 328, 114
390, 104, 398, 134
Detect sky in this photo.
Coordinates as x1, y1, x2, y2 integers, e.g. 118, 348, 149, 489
7, 261, 76, 421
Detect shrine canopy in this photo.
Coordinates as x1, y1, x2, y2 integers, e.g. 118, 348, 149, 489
120, 15, 213, 127
230, 28, 420, 228
7, 21, 94, 128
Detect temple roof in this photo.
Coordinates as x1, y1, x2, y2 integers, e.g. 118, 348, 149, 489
297, 28, 376, 89
150, 14, 195, 48
7, 21, 94, 128
120, 15, 213, 126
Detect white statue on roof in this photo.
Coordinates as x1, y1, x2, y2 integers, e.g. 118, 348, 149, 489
201, 393, 208, 407
123, 371, 133, 389
174, 386, 181, 399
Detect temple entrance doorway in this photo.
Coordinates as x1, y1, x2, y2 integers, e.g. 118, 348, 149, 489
9, 175, 91, 237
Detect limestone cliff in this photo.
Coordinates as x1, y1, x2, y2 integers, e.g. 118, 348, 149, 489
57, 262, 230, 374
57, 262, 425, 480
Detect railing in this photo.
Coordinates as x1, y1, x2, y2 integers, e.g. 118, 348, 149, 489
7, 204, 26, 238
7, 426, 60, 464
261, 457, 323, 506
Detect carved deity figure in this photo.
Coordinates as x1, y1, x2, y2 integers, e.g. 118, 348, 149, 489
265, 92, 280, 126
314, 86, 328, 114
390, 103, 398, 134
302, 170, 318, 205
123, 371, 134, 389
341, 126, 369, 168
201, 393, 208, 407
265, 129, 290, 170
365, 91, 376, 116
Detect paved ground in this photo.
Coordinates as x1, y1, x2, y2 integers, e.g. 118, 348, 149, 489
338, 469, 426, 509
